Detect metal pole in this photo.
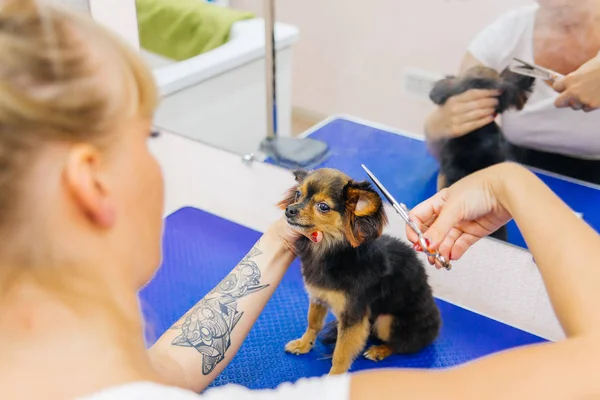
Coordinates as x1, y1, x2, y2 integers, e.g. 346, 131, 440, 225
264, 0, 275, 139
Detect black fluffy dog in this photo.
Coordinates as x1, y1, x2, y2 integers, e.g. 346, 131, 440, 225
278, 168, 441, 375
429, 65, 535, 240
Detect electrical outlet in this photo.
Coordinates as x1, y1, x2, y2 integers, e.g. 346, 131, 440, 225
403, 68, 444, 101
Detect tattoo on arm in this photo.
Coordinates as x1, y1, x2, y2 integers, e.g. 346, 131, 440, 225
169, 242, 269, 375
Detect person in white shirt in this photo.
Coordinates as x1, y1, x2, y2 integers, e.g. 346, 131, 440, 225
424, 0, 600, 184
4, 1, 600, 399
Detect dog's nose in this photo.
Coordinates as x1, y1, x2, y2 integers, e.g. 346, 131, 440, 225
285, 206, 298, 218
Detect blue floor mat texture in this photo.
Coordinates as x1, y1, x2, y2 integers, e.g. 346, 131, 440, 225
266, 117, 600, 250
139, 206, 546, 390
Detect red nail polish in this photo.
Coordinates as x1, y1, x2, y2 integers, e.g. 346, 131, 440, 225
413, 243, 423, 252
424, 238, 431, 248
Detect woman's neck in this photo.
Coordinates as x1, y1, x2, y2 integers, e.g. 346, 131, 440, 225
538, 3, 600, 30
0, 275, 159, 399
534, 3, 600, 75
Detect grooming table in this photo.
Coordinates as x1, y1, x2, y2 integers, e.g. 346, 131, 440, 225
139, 206, 546, 390
266, 116, 600, 249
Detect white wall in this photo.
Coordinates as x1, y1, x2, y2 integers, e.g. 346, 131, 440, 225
88, 0, 140, 49
230, 0, 535, 135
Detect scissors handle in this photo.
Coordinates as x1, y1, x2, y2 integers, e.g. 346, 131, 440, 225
399, 204, 452, 271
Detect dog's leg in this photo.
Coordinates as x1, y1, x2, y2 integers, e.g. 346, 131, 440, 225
364, 314, 394, 362
285, 301, 328, 355
329, 316, 370, 375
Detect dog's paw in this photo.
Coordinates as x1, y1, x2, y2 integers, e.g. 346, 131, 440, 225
363, 345, 393, 362
285, 337, 314, 355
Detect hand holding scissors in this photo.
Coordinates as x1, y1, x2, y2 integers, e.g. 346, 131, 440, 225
362, 165, 452, 270
509, 57, 596, 111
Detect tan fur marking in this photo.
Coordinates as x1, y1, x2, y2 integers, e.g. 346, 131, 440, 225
305, 284, 346, 317
373, 314, 393, 342
312, 194, 335, 205
285, 302, 328, 355
329, 316, 370, 375
364, 344, 394, 362
437, 172, 448, 191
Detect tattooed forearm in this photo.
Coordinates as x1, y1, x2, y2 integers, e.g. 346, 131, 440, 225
169, 242, 269, 375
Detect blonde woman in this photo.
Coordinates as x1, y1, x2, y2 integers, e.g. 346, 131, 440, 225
3, 1, 600, 399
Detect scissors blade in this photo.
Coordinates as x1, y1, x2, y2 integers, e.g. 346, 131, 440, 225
361, 165, 405, 213
510, 58, 563, 82
361, 164, 452, 271
361, 165, 422, 232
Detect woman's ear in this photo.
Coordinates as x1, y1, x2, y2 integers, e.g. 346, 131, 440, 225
343, 181, 388, 247
276, 169, 309, 210
63, 144, 116, 228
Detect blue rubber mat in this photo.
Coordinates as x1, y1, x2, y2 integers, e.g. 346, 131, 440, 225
265, 117, 600, 250
139, 206, 547, 390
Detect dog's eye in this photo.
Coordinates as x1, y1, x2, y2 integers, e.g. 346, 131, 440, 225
317, 203, 330, 213
295, 190, 301, 200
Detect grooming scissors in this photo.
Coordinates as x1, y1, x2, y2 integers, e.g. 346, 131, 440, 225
361, 165, 452, 271
509, 57, 564, 83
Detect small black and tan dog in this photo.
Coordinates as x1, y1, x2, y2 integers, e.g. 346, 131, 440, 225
429, 66, 535, 240
278, 168, 441, 375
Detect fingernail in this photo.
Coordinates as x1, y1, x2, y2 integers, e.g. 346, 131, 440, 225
413, 243, 423, 252
424, 237, 431, 248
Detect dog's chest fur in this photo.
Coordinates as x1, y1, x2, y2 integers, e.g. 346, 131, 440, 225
300, 252, 350, 316
295, 236, 391, 314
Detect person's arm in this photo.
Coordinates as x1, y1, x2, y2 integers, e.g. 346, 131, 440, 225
148, 219, 296, 393
350, 164, 600, 399
424, 52, 499, 159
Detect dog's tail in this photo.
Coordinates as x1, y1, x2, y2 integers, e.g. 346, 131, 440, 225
319, 321, 338, 345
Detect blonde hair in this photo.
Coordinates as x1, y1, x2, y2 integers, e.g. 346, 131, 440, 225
0, 0, 158, 228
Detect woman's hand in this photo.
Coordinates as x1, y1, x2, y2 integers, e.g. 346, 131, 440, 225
406, 163, 518, 265
553, 52, 600, 112
266, 216, 305, 255
432, 89, 501, 139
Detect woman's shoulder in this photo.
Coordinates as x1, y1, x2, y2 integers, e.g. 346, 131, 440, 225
494, 4, 539, 25
76, 382, 201, 399
475, 3, 539, 35
468, 4, 539, 70
76, 374, 351, 399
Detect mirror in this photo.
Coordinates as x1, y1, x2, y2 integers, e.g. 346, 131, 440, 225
139, 0, 600, 250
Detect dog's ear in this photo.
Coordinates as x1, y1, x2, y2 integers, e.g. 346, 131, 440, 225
293, 169, 308, 183
429, 76, 459, 105
277, 169, 309, 210
497, 68, 535, 113
343, 181, 388, 247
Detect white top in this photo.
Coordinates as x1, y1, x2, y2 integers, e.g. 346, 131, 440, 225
77, 375, 350, 399
468, 4, 600, 160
